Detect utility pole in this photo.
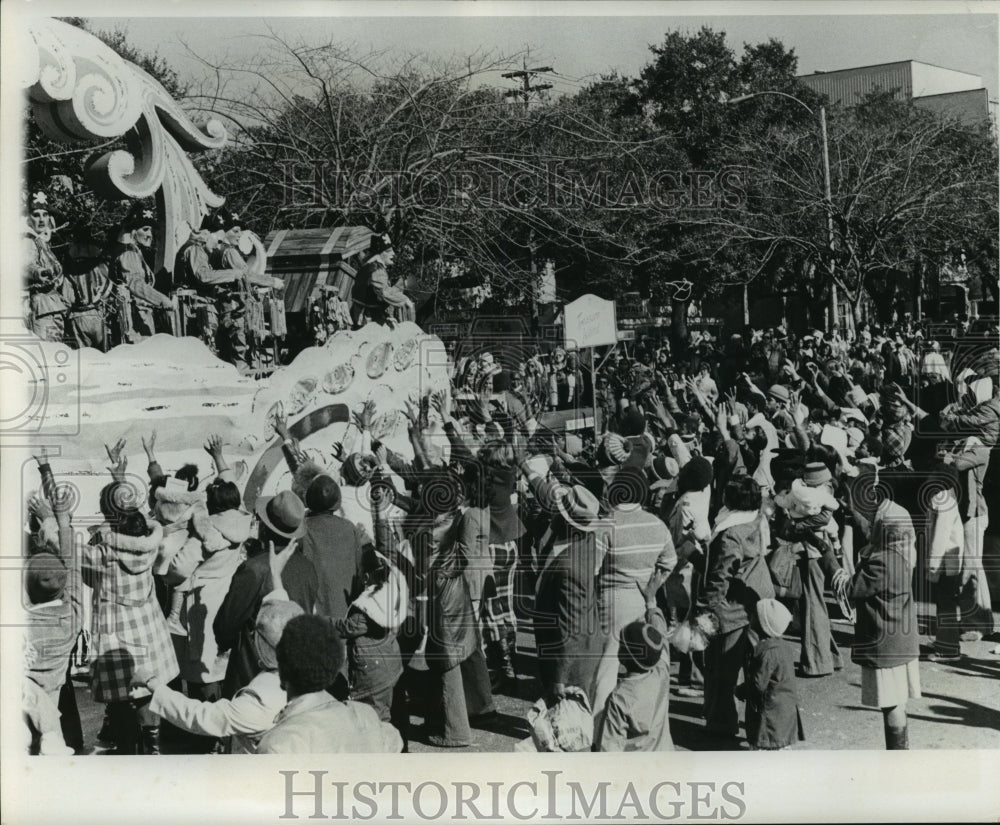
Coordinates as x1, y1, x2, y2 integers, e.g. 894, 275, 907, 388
729, 92, 839, 334
819, 105, 838, 334
502, 57, 554, 111
503, 57, 553, 327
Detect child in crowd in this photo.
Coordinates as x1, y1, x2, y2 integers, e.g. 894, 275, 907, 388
595, 568, 673, 752
736, 598, 804, 750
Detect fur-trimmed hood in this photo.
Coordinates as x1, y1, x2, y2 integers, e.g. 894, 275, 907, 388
153, 485, 206, 526
94, 520, 164, 574
191, 508, 252, 553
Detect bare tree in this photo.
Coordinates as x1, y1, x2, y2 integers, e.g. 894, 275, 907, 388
703, 96, 998, 324
182, 32, 679, 307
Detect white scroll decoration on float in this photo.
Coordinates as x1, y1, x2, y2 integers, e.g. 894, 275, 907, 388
22, 17, 228, 271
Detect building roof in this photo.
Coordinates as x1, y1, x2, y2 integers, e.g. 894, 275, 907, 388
802, 59, 981, 83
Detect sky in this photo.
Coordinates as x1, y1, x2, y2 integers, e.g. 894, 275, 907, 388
87, 11, 998, 103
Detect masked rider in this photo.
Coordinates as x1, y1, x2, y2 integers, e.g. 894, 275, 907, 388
24, 192, 68, 342
110, 204, 174, 342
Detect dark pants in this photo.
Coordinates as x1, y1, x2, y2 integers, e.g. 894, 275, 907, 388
934, 573, 963, 656
58, 670, 84, 752
68, 310, 105, 350
216, 314, 248, 368
427, 649, 495, 745
105, 700, 141, 754
390, 678, 410, 753
355, 684, 394, 723
187, 681, 222, 702
704, 625, 753, 738
797, 556, 842, 676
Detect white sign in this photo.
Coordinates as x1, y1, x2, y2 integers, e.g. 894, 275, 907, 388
564, 294, 617, 348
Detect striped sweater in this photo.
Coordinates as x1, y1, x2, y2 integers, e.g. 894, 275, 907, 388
599, 505, 677, 592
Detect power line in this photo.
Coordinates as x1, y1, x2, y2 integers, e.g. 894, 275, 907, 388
502, 56, 554, 111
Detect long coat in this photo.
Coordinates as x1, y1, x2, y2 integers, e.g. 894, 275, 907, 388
533, 519, 608, 705
213, 542, 318, 698
849, 500, 919, 670
742, 637, 804, 750
172, 508, 251, 684
84, 521, 179, 703
701, 519, 775, 635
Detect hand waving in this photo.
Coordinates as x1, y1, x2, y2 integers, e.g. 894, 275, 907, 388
353, 400, 376, 432
268, 539, 295, 588
270, 403, 289, 439
204, 434, 223, 457
27, 491, 53, 522
105, 438, 127, 482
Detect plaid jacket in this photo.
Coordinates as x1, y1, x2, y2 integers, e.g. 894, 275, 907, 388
84, 521, 178, 702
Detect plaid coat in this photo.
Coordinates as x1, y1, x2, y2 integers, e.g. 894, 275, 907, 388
84, 521, 179, 702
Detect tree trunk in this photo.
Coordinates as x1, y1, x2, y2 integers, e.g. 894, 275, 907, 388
671, 298, 689, 349
851, 294, 864, 327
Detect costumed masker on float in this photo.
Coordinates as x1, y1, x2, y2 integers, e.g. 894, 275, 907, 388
24, 191, 68, 342
109, 203, 175, 344
351, 233, 414, 328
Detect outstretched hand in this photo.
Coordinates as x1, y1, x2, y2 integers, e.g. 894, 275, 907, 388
105, 438, 127, 482
268, 539, 296, 588
204, 434, 223, 457
141, 430, 157, 458
402, 396, 420, 428
724, 388, 738, 415
105, 437, 127, 466
270, 403, 289, 439
27, 491, 53, 522
831, 567, 850, 597
353, 400, 376, 432
430, 389, 451, 423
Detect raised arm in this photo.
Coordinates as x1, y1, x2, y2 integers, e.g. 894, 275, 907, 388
141, 430, 166, 485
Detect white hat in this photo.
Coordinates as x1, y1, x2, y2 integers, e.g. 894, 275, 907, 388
846, 426, 865, 450
970, 377, 993, 405
820, 424, 851, 464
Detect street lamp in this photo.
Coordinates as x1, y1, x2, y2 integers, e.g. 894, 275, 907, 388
728, 91, 840, 333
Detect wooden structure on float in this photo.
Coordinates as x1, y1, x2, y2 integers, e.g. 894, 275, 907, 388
262, 226, 374, 313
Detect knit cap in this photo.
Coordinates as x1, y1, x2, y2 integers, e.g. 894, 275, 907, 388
756, 598, 792, 639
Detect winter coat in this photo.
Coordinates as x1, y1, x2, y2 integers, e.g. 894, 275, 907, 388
849, 500, 919, 669
595, 606, 673, 752
301, 510, 371, 622
25, 515, 83, 704
172, 508, 251, 684
940, 396, 1000, 449
533, 520, 608, 705
426, 532, 479, 671
213, 542, 318, 698
84, 520, 179, 702
700, 517, 775, 635
741, 637, 804, 750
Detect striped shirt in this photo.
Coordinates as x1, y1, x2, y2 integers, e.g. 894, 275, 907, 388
599, 505, 677, 592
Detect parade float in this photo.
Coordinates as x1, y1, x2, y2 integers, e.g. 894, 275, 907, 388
16, 17, 450, 516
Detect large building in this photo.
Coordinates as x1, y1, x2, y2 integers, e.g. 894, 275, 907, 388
799, 60, 997, 128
